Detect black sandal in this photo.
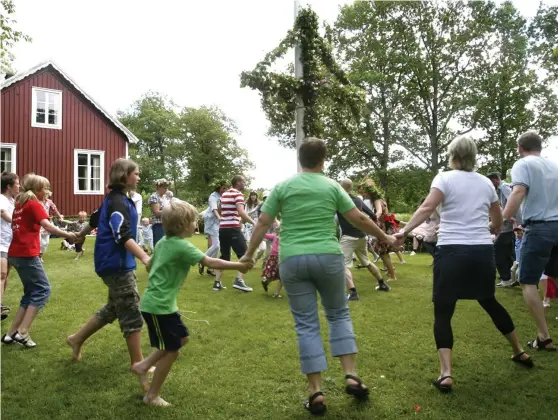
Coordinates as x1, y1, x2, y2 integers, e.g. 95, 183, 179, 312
527, 337, 557, 352
345, 374, 370, 401
432, 376, 453, 393
304, 391, 326, 416
512, 352, 534, 368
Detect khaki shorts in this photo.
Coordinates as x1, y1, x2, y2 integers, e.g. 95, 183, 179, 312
340, 235, 370, 268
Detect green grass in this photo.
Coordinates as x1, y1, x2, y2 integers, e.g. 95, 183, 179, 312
2, 237, 557, 420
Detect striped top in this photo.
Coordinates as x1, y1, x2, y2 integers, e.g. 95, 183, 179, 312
220, 188, 244, 229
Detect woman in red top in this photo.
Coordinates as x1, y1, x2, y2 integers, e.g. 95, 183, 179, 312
1, 174, 77, 348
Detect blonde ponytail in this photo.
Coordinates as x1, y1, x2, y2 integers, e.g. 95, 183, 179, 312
18, 173, 50, 206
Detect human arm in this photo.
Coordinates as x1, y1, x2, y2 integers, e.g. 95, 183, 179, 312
200, 256, 253, 273
502, 186, 526, 221
236, 202, 255, 225
242, 212, 275, 261
1, 209, 12, 223
374, 199, 383, 220
40, 219, 77, 241
489, 201, 504, 234
396, 188, 444, 241
110, 195, 150, 265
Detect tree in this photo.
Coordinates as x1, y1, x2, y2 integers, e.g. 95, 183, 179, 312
119, 93, 253, 206
529, 2, 558, 78
0, 0, 31, 73
474, 1, 558, 179
179, 106, 253, 206
240, 7, 364, 148
331, 0, 410, 195
118, 92, 182, 194
399, 0, 495, 172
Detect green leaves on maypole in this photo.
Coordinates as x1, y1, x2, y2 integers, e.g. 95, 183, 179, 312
240, 6, 364, 147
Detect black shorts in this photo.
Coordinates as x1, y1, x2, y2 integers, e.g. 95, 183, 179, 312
219, 227, 247, 261
141, 312, 189, 351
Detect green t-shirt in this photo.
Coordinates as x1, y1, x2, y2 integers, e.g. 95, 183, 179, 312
261, 172, 355, 262
140, 236, 205, 315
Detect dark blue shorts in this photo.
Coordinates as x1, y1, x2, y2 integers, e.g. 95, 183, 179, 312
519, 222, 558, 285
141, 312, 189, 351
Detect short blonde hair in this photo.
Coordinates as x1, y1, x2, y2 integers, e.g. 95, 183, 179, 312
448, 136, 477, 172
162, 199, 198, 237
18, 173, 50, 206
141, 217, 150, 224
108, 158, 139, 190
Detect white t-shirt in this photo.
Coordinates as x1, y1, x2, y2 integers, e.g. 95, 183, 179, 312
130, 192, 142, 224
431, 170, 498, 246
0, 194, 15, 253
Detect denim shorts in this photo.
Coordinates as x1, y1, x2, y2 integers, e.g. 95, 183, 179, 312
8, 256, 51, 308
519, 222, 558, 285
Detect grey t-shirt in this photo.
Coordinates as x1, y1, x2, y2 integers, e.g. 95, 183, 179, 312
510, 155, 558, 222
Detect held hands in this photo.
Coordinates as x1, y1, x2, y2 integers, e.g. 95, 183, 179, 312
393, 232, 406, 247
66, 232, 78, 243
384, 234, 398, 248
238, 260, 254, 274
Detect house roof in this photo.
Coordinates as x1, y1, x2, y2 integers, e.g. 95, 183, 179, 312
0, 60, 138, 144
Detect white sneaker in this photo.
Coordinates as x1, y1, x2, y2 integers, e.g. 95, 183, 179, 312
410, 251, 416, 256
496, 280, 513, 288
13, 332, 37, 348
543, 299, 551, 308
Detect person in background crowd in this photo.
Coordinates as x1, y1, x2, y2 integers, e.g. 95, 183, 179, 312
129, 188, 143, 242
39, 190, 63, 262
487, 173, 520, 287
503, 131, 558, 351
200, 181, 228, 277
0, 172, 20, 320
148, 179, 172, 247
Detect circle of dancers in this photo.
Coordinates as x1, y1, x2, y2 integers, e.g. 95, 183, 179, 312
1, 131, 557, 414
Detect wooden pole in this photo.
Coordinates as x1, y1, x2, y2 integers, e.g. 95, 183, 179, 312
294, 0, 304, 173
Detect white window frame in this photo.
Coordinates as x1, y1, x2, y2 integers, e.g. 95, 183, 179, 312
31, 87, 63, 129
74, 149, 105, 195
0, 143, 17, 173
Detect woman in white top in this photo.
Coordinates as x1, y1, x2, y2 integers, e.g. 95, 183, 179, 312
397, 136, 532, 393
129, 189, 143, 242
199, 181, 228, 276
0, 172, 20, 320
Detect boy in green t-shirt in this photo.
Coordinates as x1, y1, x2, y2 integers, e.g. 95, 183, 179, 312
132, 199, 252, 407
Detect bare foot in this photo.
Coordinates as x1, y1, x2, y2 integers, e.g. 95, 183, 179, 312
148, 366, 156, 373
66, 335, 82, 361
131, 362, 150, 393
143, 395, 171, 407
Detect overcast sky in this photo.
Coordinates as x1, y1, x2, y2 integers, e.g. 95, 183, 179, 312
8, 0, 558, 188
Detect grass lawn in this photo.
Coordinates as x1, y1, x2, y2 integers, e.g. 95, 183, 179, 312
2, 236, 557, 420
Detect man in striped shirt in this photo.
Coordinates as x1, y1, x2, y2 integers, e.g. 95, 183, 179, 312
214, 175, 256, 292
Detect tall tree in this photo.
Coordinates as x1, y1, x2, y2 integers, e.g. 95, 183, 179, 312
474, 1, 558, 178
331, 0, 409, 194
0, 0, 31, 73
179, 106, 253, 206
119, 94, 253, 205
529, 2, 558, 79
399, 0, 495, 172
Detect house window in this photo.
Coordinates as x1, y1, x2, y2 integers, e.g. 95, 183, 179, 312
0, 144, 16, 173
32, 87, 62, 129
74, 149, 105, 194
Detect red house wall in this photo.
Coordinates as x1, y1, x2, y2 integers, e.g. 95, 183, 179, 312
1, 68, 128, 216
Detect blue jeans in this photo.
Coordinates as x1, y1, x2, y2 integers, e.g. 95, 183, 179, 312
280, 254, 357, 374
152, 223, 164, 246
8, 256, 51, 308
519, 222, 558, 285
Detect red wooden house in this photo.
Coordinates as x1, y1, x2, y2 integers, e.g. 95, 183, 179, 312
0, 60, 138, 215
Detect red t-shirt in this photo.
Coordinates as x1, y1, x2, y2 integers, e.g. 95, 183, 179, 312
8, 200, 50, 257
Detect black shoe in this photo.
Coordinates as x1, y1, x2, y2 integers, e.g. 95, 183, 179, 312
347, 290, 360, 301
212, 281, 226, 291
206, 269, 216, 277
375, 282, 390, 292
198, 263, 204, 275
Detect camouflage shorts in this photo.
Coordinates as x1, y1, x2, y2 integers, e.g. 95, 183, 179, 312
95, 271, 143, 337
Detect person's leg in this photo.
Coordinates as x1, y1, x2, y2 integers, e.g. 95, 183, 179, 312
381, 253, 396, 280
540, 275, 549, 306
152, 223, 163, 247
396, 250, 406, 264
16, 257, 51, 337
433, 300, 457, 387
6, 306, 26, 336
495, 231, 513, 284
215, 229, 229, 285
477, 297, 530, 360
231, 228, 249, 284
519, 226, 553, 345
0, 256, 9, 308
66, 315, 106, 360
281, 256, 327, 390
340, 236, 358, 296
411, 237, 419, 255
313, 255, 362, 390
